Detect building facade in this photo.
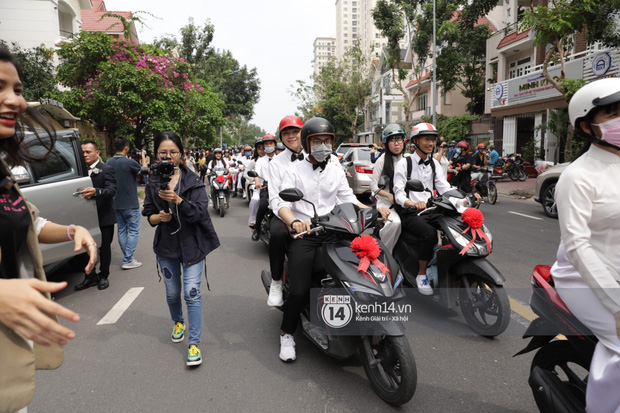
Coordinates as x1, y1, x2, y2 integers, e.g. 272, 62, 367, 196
312, 37, 336, 77
485, 0, 619, 162
335, 0, 388, 59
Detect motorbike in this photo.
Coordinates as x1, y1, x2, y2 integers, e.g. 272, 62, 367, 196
247, 170, 271, 244
209, 167, 231, 217
470, 166, 498, 205
515, 264, 595, 413
391, 179, 510, 337
261, 187, 417, 406
503, 153, 528, 181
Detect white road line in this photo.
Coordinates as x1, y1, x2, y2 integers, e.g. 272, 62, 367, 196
508, 211, 543, 221
97, 287, 144, 325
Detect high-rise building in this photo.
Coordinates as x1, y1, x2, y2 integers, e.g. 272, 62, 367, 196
312, 37, 336, 77
335, 0, 387, 59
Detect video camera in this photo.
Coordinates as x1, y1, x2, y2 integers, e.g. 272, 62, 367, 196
149, 157, 176, 191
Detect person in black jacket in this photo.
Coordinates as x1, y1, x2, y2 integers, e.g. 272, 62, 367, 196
75, 140, 117, 290
142, 131, 220, 367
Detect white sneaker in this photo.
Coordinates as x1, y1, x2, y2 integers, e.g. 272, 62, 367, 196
267, 280, 284, 307
279, 334, 296, 362
121, 259, 142, 270
416, 274, 433, 295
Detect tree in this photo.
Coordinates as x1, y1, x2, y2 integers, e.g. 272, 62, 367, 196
423, 113, 480, 143
52, 33, 224, 155
288, 79, 316, 120
0, 41, 57, 102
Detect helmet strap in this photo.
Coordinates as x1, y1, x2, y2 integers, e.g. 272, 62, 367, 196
582, 122, 620, 151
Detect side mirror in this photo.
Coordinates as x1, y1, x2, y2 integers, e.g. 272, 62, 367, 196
247, 171, 258, 178
10, 166, 30, 185
405, 179, 425, 192
378, 175, 390, 190
279, 188, 304, 202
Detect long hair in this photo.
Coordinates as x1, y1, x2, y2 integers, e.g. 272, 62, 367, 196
0, 46, 56, 169
153, 131, 184, 158
381, 139, 404, 193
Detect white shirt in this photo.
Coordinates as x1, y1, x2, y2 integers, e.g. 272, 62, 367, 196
551, 144, 620, 314
370, 152, 403, 207
207, 158, 227, 174
255, 153, 275, 184
276, 157, 358, 222
393, 151, 451, 207
268, 147, 306, 212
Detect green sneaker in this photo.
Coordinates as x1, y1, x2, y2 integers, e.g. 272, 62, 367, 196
187, 345, 202, 366
171, 322, 185, 343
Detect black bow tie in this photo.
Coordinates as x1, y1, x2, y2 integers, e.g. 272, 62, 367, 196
312, 161, 327, 171
419, 157, 431, 166
291, 152, 304, 162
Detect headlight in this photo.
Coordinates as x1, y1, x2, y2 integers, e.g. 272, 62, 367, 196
342, 281, 383, 302
448, 196, 474, 214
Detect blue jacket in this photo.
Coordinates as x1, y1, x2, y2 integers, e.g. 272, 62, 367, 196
142, 164, 220, 266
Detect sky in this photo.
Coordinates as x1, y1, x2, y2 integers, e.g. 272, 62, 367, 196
104, 0, 336, 134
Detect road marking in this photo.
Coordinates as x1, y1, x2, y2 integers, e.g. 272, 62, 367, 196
508, 211, 543, 220
509, 296, 567, 340
97, 287, 144, 325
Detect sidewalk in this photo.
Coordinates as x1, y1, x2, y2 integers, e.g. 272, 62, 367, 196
494, 176, 536, 198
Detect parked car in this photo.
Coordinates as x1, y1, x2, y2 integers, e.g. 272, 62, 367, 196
336, 142, 373, 160
533, 162, 568, 219
340, 146, 374, 194
9, 129, 102, 271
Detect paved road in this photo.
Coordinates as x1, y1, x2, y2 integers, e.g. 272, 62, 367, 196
31, 188, 559, 412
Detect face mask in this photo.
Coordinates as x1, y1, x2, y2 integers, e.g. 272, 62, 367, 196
311, 144, 332, 163
456, 148, 461, 155
592, 117, 620, 147
264, 146, 276, 154
244, 151, 251, 157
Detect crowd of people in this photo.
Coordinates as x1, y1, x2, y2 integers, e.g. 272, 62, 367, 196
2, 41, 620, 413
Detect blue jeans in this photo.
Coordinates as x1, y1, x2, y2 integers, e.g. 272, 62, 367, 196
116, 208, 141, 264
157, 257, 204, 345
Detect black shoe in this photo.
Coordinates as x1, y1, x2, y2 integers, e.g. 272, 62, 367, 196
98, 275, 109, 290
232, 191, 237, 198
75, 273, 98, 291
251, 231, 259, 241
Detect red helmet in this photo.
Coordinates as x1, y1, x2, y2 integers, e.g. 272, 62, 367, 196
476, 143, 486, 150
262, 134, 277, 143
243, 145, 252, 151
457, 141, 469, 150
278, 115, 303, 138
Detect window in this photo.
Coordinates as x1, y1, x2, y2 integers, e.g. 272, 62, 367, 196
376, 42, 380, 48
352, 14, 357, 19
353, 34, 357, 38
376, 33, 380, 38
508, 56, 532, 79
353, 7, 357, 12
385, 101, 391, 123
352, 27, 357, 32
344, 40, 348, 44
352, 21, 357, 25
418, 94, 428, 112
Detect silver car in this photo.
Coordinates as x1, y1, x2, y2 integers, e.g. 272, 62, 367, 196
10, 129, 101, 270
534, 162, 568, 219
341, 147, 375, 194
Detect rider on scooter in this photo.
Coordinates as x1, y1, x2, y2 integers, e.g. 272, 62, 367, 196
252, 135, 278, 241
393, 123, 452, 295
275, 117, 367, 362
266, 115, 305, 306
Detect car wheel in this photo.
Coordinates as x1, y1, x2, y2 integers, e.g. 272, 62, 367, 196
542, 182, 558, 219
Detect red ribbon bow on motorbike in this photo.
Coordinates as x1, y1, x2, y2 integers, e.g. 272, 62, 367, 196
350, 235, 390, 283
215, 175, 226, 183
459, 208, 491, 256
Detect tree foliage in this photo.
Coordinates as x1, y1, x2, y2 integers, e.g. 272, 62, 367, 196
51, 33, 224, 155
423, 113, 480, 143
0, 41, 56, 102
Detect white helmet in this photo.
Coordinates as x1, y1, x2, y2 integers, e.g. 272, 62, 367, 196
569, 78, 620, 131
410, 122, 439, 138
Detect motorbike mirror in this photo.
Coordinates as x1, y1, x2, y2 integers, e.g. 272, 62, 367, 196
247, 171, 258, 178
279, 188, 304, 202
405, 179, 425, 192
378, 175, 390, 190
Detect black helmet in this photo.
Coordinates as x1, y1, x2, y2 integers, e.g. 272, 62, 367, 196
301, 117, 335, 153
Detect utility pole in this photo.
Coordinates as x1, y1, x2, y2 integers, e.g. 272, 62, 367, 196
432, 0, 437, 125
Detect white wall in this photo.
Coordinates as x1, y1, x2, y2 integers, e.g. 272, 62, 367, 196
0, 0, 60, 49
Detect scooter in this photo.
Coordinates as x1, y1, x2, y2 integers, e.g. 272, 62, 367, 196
210, 167, 231, 217
247, 170, 271, 244
261, 187, 417, 406
391, 179, 510, 337
514, 264, 595, 413
471, 166, 498, 205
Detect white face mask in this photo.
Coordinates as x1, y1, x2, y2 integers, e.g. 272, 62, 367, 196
311, 144, 332, 163
592, 117, 620, 147
264, 146, 276, 154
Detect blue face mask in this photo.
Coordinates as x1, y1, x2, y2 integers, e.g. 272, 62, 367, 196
244, 151, 251, 157
456, 148, 462, 155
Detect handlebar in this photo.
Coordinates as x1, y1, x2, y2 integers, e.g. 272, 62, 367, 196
291, 225, 324, 239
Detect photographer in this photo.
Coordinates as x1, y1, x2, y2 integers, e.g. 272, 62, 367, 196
142, 132, 220, 367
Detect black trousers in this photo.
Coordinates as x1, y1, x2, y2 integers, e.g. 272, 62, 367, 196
281, 233, 327, 334
97, 224, 115, 277
400, 212, 441, 262
269, 216, 288, 281
254, 188, 269, 233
